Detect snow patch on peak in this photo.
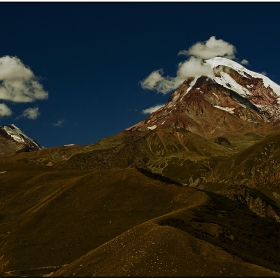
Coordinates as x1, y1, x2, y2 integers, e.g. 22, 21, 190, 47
206, 57, 280, 97
212, 92, 219, 99
214, 105, 235, 114
4, 125, 24, 143
246, 84, 254, 88
3, 124, 41, 149
213, 72, 252, 98
180, 77, 198, 101
206, 57, 249, 75
148, 125, 157, 130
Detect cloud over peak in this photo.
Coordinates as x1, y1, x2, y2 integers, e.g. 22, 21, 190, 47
178, 36, 236, 60
140, 57, 213, 95
140, 36, 237, 94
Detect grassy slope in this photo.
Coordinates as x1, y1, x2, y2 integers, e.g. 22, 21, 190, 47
53, 191, 280, 277
205, 130, 280, 205
1, 128, 280, 276
0, 159, 280, 276
47, 128, 258, 186
0, 161, 204, 276
53, 223, 280, 277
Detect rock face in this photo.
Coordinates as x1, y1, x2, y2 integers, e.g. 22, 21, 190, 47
0, 124, 41, 155
127, 57, 280, 139
218, 185, 280, 223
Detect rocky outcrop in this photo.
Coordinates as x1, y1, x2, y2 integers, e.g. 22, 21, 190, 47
219, 185, 280, 223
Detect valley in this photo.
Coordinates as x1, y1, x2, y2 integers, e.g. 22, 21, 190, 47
1, 56, 280, 276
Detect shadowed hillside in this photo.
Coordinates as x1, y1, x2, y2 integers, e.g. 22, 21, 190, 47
53, 191, 280, 277
0, 161, 206, 276
0, 153, 280, 276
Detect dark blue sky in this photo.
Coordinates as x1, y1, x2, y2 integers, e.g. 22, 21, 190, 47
1, 2, 280, 147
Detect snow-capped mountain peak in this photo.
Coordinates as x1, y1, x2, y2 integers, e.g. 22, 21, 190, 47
127, 57, 280, 138
205, 57, 280, 100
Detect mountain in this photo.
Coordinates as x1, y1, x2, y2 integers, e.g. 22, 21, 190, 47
2, 57, 280, 277
0, 124, 41, 155
128, 57, 280, 137
49, 58, 280, 186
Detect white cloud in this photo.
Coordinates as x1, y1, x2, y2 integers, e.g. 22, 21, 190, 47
177, 56, 214, 78
140, 36, 237, 94
140, 70, 163, 91
22, 107, 40, 120
140, 57, 213, 94
0, 56, 48, 103
53, 119, 65, 127
178, 36, 236, 60
0, 103, 12, 117
142, 104, 165, 114
241, 59, 249, 65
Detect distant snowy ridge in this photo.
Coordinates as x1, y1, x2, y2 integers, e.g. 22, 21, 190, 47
2, 124, 41, 149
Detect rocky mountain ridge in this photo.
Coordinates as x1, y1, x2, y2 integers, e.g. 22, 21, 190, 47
0, 124, 41, 155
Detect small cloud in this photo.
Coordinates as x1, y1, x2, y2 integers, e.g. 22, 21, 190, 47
241, 59, 249, 65
53, 119, 65, 127
22, 107, 40, 120
178, 36, 236, 60
141, 70, 164, 91
142, 104, 165, 114
128, 108, 138, 112
0, 56, 48, 103
0, 103, 12, 117
261, 71, 267, 76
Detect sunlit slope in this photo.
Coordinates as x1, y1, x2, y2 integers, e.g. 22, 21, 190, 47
0, 122, 265, 187
54, 128, 259, 185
